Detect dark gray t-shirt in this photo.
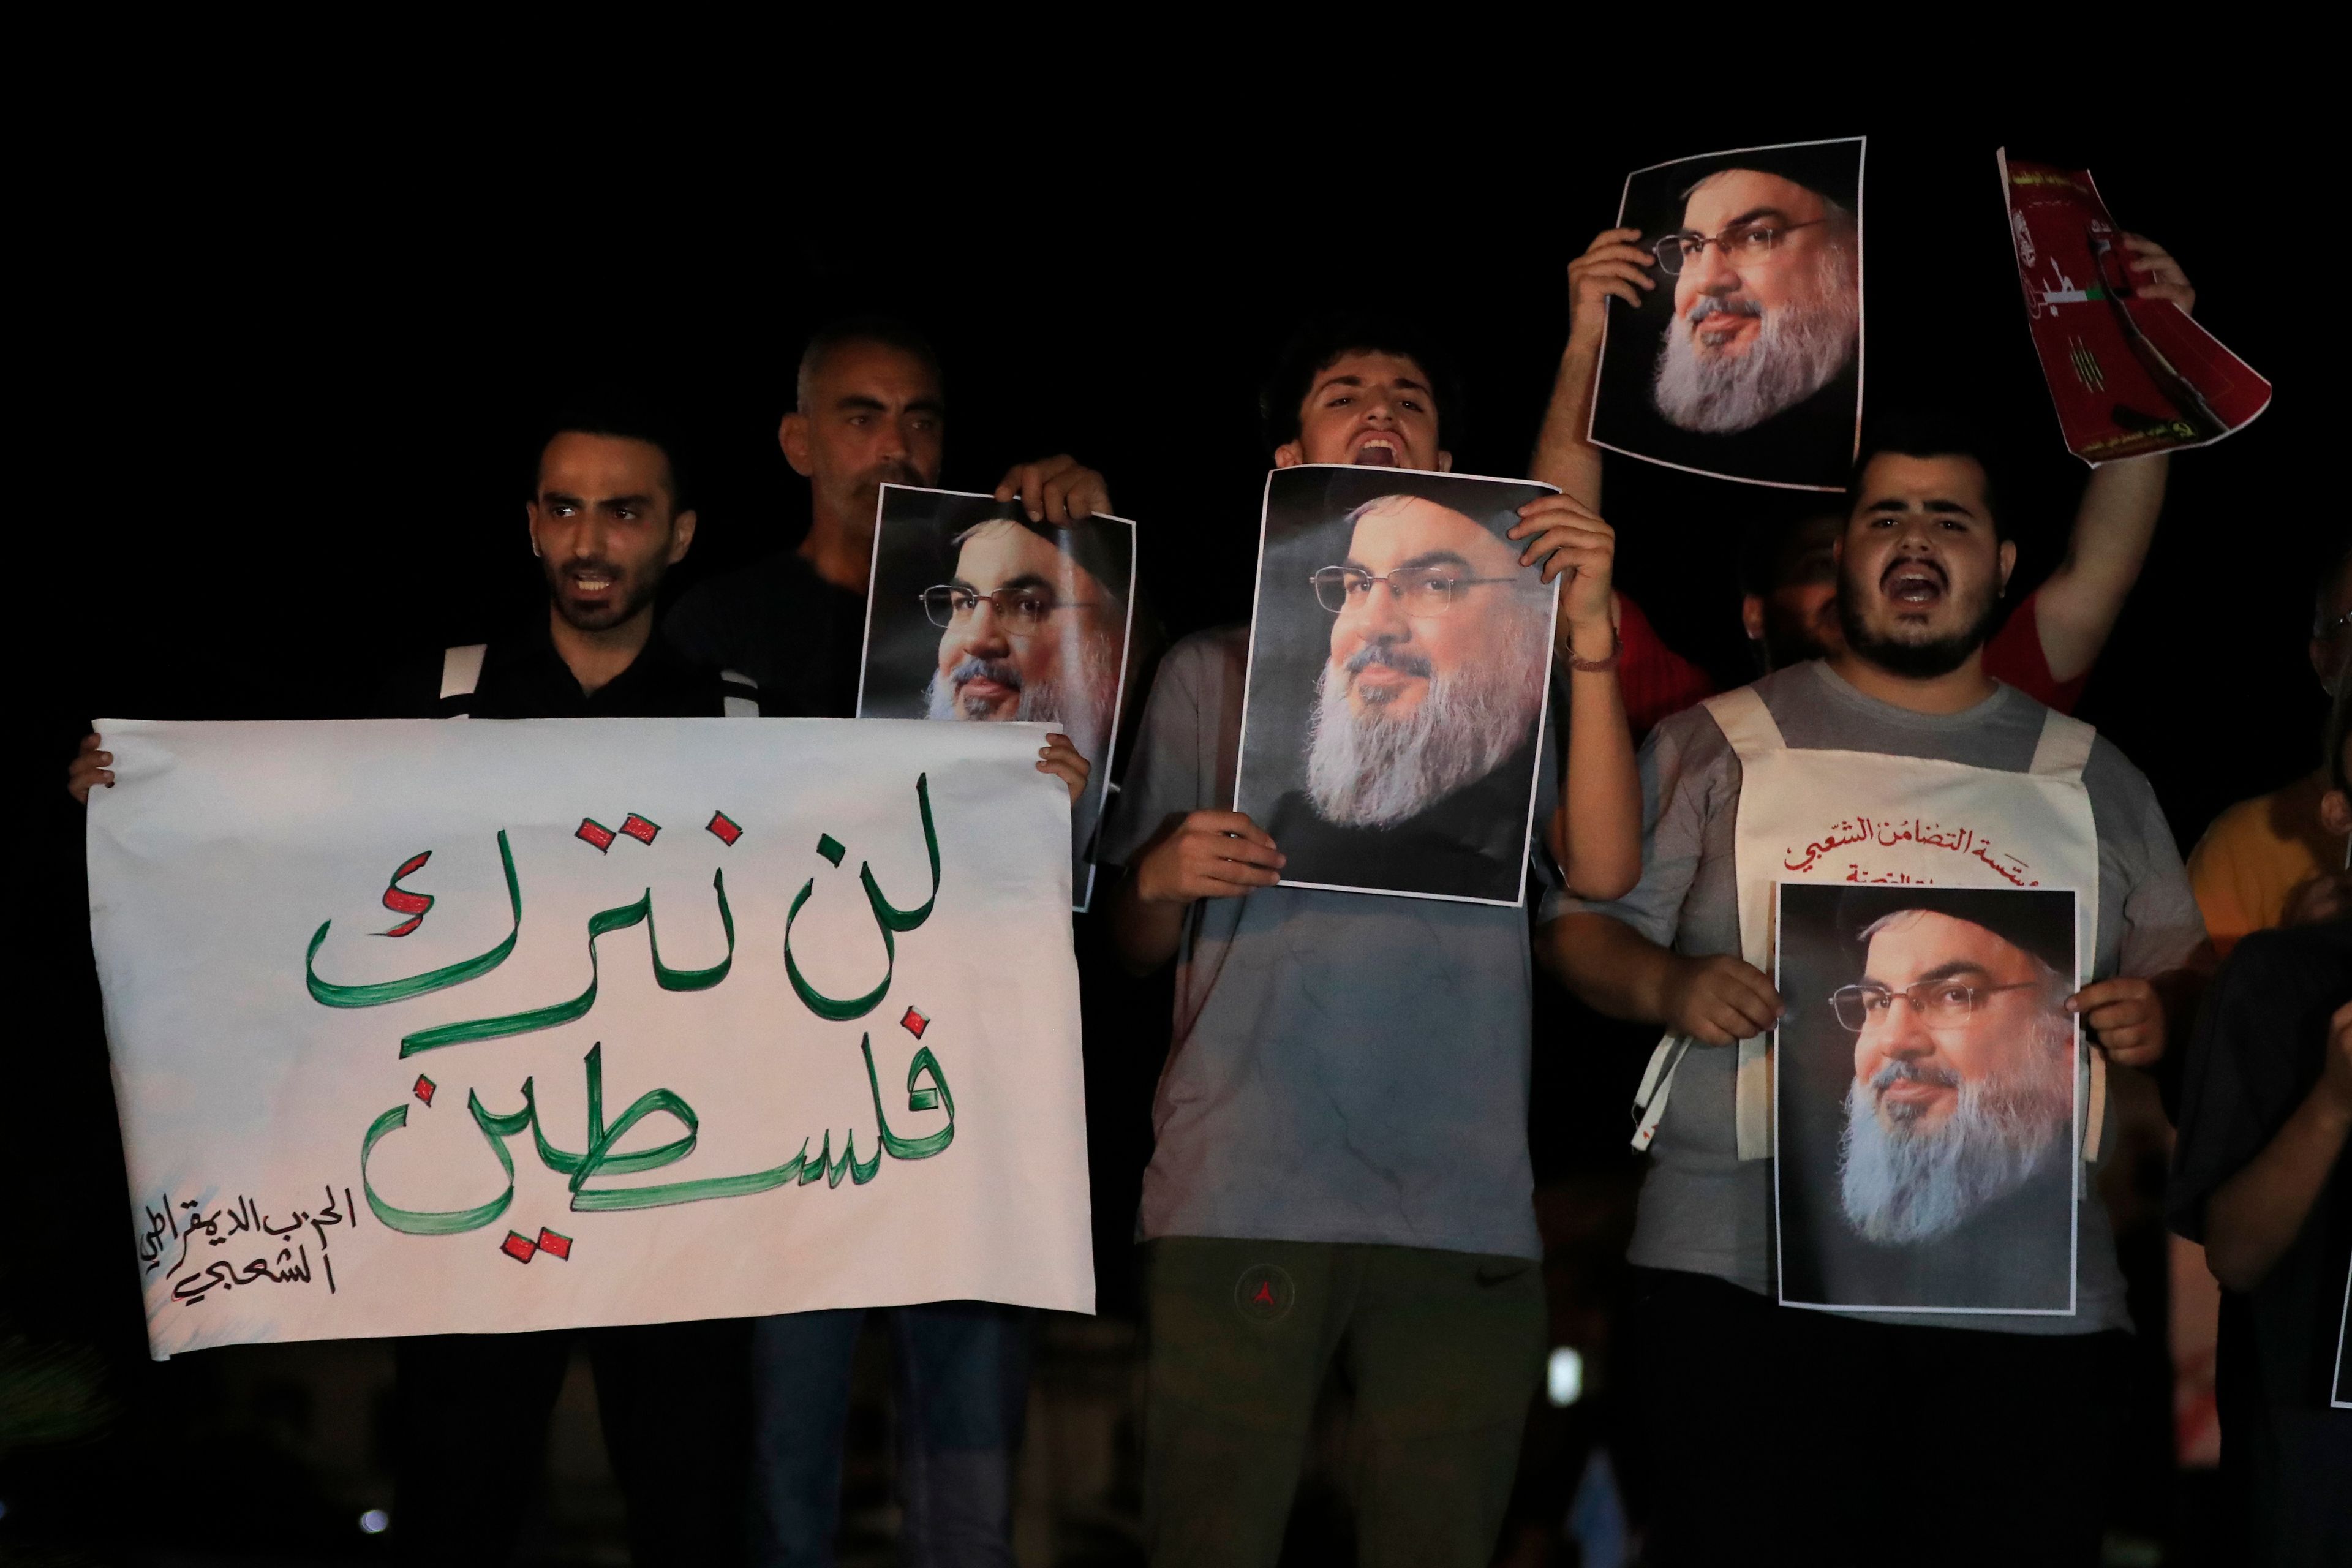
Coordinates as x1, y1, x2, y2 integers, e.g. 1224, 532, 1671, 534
1546, 660, 2206, 1334
1099, 627, 1559, 1261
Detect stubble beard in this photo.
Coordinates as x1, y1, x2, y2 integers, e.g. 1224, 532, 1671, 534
1302, 605, 1548, 829
545, 559, 658, 634
1653, 239, 1859, 435
1836, 560, 2007, 680
1836, 1007, 2075, 1245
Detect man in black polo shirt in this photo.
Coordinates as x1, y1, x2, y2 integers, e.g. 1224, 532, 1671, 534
76, 407, 758, 1566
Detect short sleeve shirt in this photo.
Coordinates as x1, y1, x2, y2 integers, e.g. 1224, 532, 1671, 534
1098, 627, 1561, 1261
2167, 922, 2352, 1562
1546, 659, 2207, 1333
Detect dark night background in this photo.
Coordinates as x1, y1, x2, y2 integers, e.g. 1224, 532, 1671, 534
13, 96, 2337, 1564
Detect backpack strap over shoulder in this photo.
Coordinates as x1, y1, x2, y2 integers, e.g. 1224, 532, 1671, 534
720, 669, 760, 719
438, 644, 488, 718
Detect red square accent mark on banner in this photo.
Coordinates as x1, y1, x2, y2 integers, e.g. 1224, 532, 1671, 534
707, 812, 742, 846
900, 1007, 929, 1039
537, 1228, 573, 1261
500, 1232, 537, 1264
619, 814, 660, 845
413, 1076, 435, 1106
576, 819, 616, 853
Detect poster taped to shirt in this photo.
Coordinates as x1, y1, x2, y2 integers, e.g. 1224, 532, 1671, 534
1774, 883, 2081, 1316
1996, 152, 2270, 464
854, 484, 1137, 913
88, 717, 1093, 1358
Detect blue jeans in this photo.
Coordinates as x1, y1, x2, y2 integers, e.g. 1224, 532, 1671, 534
749, 1301, 1030, 1568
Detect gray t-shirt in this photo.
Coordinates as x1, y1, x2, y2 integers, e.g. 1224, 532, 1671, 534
1099, 626, 1559, 1261
1546, 660, 2205, 1334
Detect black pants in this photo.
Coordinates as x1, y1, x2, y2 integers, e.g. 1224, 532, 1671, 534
393, 1317, 750, 1567
1618, 1267, 2129, 1568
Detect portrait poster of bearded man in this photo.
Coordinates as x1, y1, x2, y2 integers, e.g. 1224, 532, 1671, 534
1774, 883, 2083, 1315
856, 484, 1137, 910
1588, 136, 1865, 491
1232, 466, 1561, 907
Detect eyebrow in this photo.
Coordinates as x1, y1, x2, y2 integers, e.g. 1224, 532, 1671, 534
1714, 205, 1795, 230
1313, 372, 1433, 399
833, 394, 888, 413
1862, 959, 1996, 989
1339, 549, 1474, 575
1861, 496, 1978, 518
949, 571, 1055, 595
598, 494, 657, 513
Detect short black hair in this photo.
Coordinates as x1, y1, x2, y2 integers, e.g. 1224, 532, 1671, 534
536, 399, 691, 513
797, 314, 944, 413
1845, 413, 2011, 540
1258, 314, 1464, 456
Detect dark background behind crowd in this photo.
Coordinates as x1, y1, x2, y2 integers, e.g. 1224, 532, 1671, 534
11, 100, 2333, 1565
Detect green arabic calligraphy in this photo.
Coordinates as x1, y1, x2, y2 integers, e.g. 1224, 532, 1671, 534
308, 831, 522, 1008
359, 1034, 955, 1234
785, 774, 941, 1022
396, 869, 736, 1058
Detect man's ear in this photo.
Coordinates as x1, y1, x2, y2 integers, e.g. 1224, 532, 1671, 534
1741, 593, 1766, 643
526, 501, 543, 559
668, 508, 698, 565
1273, 440, 1303, 469
1438, 450, 1454, 473
780, 412, 814, 477
2321, 788, 2352, 838
1997, 538, 2018, 595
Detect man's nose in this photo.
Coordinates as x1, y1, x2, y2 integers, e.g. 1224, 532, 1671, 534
567, 517, 609, 559
1356, 581, 1414, 639
1689, 239, 1741, 296
1879, 997, 1938, 1058
961, 601, 1012, 654
875, 417, 911, 460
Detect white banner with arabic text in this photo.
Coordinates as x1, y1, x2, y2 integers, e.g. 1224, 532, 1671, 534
88, 717, 1092, 1357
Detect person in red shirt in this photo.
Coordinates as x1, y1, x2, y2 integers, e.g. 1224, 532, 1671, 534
1534, 225, 2198, 733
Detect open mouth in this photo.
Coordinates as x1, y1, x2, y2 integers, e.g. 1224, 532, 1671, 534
1883, 560, 1948, 609
566, 570, 617, 598
958, 674, 1016, 703
1352, 435, 1400, 467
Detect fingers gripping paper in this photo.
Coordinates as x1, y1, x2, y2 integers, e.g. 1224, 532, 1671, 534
88, 718, 1093, 1358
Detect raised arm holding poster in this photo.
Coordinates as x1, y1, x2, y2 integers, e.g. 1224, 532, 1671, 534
1232, 464, 1559, 907
1588, 136, 1866, 491
89, 716, 1094, 1359
1997, 151, 2271, 463
856, 483, 1137, 911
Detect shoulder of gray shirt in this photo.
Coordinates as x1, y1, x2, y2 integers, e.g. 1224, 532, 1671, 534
1542, 661, 2205, 974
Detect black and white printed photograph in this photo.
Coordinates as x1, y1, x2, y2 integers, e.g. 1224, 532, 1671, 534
1232, 464, 1558, 907
1776, 883, 2082, 1315
856, 484, 1136, 910
1589, 136, 1865, 491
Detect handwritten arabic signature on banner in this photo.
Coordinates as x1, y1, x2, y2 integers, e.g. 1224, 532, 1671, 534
140, 1185, 356, 1304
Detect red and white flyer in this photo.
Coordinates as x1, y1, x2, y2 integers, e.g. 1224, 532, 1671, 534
1996, 151, 2269, 464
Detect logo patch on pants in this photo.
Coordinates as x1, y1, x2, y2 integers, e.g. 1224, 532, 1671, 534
1234, 1264, 1296, 1322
